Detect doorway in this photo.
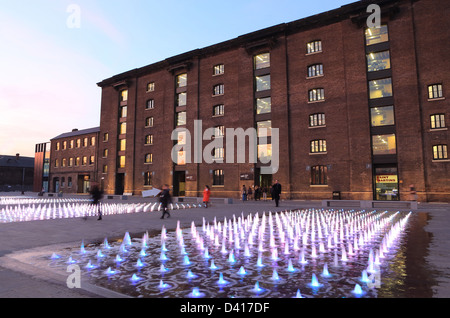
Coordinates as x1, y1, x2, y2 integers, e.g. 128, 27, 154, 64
255, 168, 272, 198
115, 173, 125, 195
173, 171, 186, 197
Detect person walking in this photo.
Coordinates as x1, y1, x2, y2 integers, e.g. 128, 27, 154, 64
271, 180, 282, 207
262, 186, 267, 201
203, 185, 211, 208
242, 185, 247, 201
159, 184, 172, 219
89, 183, 103, 220
247, 185, 253, 201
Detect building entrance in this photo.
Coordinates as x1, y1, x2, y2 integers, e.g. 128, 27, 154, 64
373, 165, 399, 201
173, 171, 186, 197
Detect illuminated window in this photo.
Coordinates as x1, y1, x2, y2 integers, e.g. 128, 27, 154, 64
369, 78, 393, 99
176, 92, 187, 106
103, 133, 109, 142
103, 165, 108, 174
213, 84, 224, 96
145, 135, 153, 145
91, 137, 95, 146
257, 120, 272, 138
146, 82, 155, 92
119, 139, 126, 151
75, 157, 80, 166
433, 144, 448, 160
430, 114, 446, 129
120, 90, 128, 102
213, 64, 224, 75
372, 134, 396, 155
258, 144, 272, 162
69, 158, 73, 167
255, 75, 270, 92
56, 142, 60, 151
215, 125, 225, 137
82, 156, 87, 166
366, 51, 391, 72
309, 113, 326, 127
254, 53, 270, 69
213, 104, 224, 116
310, 140, 327, 153
428, 84, 443, 99
76, 139, 81, 148
103, 149, 108, 158
145, 117, 154, 127
120, 122, 127, 135
120, 106, 127, 118
176, 73, 187, 88
176, 112, 186, 126
63, 141, 67, 150
308, 64, 323, 77
307, 40, 322, 54
69, 140, 74, 149
62, 158, 67, 167
214, 147, 224, 162
89, 156, 95, 165
177, 151, 186, 165
256, 97, 271, 115
83, 137, 88, 147
370, 106, 395, 127
308, 88, 324, 102
145, 153, 153, 164
365, 25, 389, 46
119, 156, 125, 168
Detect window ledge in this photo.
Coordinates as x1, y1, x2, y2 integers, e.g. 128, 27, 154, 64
310, 185, 328, 187
432, 159, 450, 163
309, 152, 327, 155
212, 94, 224, 97
211, 185, 224, 188
429, 128, 448, 132
308, 99, 325, 104
306, 75, 324, 80
309, 125, 326, 129
428, 97, 445, 102
305, 51, 322, 56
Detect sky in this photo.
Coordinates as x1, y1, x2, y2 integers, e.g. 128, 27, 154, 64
0, 0, 354, 158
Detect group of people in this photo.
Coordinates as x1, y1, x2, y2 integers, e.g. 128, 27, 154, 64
87, 180, 283, 221
241, 180, 282, 207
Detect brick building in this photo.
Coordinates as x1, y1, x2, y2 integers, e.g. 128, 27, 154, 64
48, 127, 100, 194
91, 0, 448, 201
0, 154, 34, 192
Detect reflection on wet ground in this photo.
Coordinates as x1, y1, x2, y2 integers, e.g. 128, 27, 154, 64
42, 209, 436, 298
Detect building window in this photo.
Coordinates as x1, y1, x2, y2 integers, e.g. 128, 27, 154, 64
369, 78, 393, 99
56, 142, 60, 151
119, 139, 126, 151
69, 140, 74, 149
91, 137, 95, 146
307, 64, 323, 77
431, 114, 446, 129
214, 147, 224, 162
76, 139, 81, 148
61, 177, 65, 188
213, 64, 224, 75
62, 158, 67, 167
309, 113, 326, 127
144, 171, 152, 186
366, 51, 391, 72
311, 165, 328, 185
83, 137, 88, 147
145, 117, 154, 127
213, 104, 224, 117
103, 133, 109, 142
257, 120, 272, 138
176, 73, 187, 88
120, 106, 127, 118
215, 125, 225, 137
145, 153, 153, 164
255, 75, 271, 92
176, 92, 187, 106
372, 134, 396, 155
68, 177, 72, 188
145, 134, 154, 145
146, 99, 154, 109
370, 106, 395, 127
213, 169, 224, 186
55, 159, 59, 168
213, 84, 224, 96
428, 84, 443, 99
103, 149, 108, 158
147, 82, 155, 92
433, 144, 448, 160
89, 156, 95, 165
68, 158, 73, 167
119, 122, 127, 135
254, 53, 270, 69
82, 156, 87, 166
176, 111, 186, 126
310, 139, 327, 153
365, 25, 389, 46
63, 141, 67, 150
256, 97, 271, 115
258, 144, 272, 162
308, 88, 325, 102
120, 90, 128, 102
103, 165, 108, 174
119, 156, 125, 168
307, 40, 322, 54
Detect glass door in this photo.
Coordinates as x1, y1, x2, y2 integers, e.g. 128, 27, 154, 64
373, 165, 399, 201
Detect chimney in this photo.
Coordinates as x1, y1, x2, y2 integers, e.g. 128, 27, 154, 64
72, 128, 79, 132
16, 153, 20, 160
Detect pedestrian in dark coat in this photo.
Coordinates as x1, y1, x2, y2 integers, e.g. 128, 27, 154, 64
90, 183, 103, 220
271, 180, 282, 207
159, 184, 172, 219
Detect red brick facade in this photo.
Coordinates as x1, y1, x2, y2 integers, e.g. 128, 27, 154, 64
94, 0, 448, 201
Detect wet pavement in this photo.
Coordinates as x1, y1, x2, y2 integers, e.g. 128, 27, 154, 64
0, 193, 449, 298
